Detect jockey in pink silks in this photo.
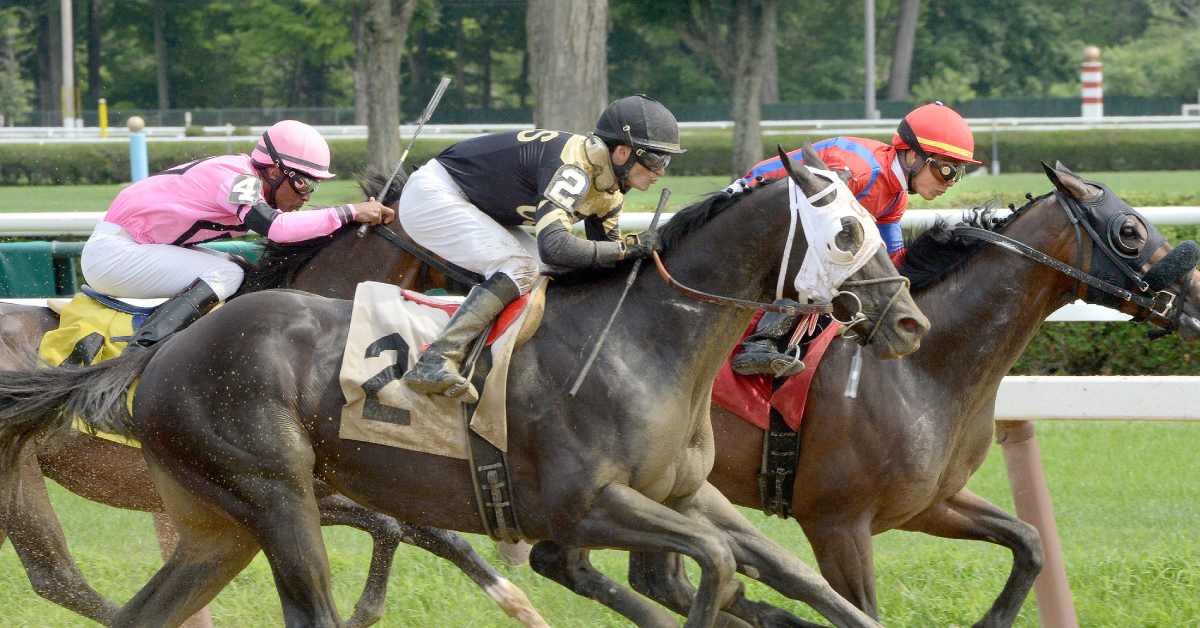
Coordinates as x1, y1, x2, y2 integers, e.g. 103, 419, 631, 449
80, 119, 394, 351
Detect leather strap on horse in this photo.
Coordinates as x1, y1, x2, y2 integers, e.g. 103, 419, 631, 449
758, 377, 800, 518
651, 251, 832, 315
460, 328, 525, 544
954, 226, 1177, 318
371, 225, 485, 288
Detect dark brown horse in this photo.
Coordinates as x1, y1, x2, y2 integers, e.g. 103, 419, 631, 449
614, 162, 1200, 627
0, 157, 929, 627
0, 175, 543, 627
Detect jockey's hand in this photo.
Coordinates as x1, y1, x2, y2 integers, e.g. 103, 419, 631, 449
622, 229, 661, 260
351, 198, 395, 225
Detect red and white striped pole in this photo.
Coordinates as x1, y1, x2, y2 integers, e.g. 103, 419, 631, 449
1081, 46, 1103, 118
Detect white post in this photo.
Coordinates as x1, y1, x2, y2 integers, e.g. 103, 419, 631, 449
864, 0, 878, 119
1081, 46, 1103, 118
60, 0, 75, 127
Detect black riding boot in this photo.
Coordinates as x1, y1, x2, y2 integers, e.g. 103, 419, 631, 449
124, 279, 221, 353
731, 299, 807, 377
403, 273, 520, 400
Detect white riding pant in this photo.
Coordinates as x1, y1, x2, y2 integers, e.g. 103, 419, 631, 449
80, 221, 244, 300
398, 159, 540, 294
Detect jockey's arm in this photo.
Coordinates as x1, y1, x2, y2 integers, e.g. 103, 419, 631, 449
534, 199, 626, 268
241, 200, 355, 243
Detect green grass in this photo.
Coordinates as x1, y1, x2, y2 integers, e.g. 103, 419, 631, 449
1, 422, 1197, 626
1, 170, 1197, 215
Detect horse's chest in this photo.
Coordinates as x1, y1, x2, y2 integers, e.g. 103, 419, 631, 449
630, 437, 712, 502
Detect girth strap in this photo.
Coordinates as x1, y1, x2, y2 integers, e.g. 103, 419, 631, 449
758, 377, 800, 518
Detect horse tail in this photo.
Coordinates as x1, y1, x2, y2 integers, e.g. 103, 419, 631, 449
0, 347, 159, 469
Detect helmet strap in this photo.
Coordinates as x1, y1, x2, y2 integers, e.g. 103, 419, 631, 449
611, 125, 637, 192
897, 119, 932, 194
254, 163, 286, 207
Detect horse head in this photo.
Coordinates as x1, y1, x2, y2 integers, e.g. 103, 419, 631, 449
1042, 161, 1200, 340
778, 145, 930, 358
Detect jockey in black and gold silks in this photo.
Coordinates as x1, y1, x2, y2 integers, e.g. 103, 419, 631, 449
397, 94, 686, 400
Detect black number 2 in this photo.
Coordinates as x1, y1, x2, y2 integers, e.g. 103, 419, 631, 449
360, 333, 411, 425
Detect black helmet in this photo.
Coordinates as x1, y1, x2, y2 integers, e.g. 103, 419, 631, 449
594, 95, 686, 155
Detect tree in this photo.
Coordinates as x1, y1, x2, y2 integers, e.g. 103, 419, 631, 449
885, 0, 919, 100
0, 7, 32, 126
362, 0, 416, 173
677, 0, 778, 176
526, 0, 608, 133
152, 0, 169, 111
85, 0, 102, 110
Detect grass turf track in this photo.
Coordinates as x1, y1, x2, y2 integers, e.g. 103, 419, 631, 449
0, 421, 1196, 626
1, 170, 1199, 215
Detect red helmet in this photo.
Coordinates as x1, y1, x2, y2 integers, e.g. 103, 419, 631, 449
892, 102, 982, 165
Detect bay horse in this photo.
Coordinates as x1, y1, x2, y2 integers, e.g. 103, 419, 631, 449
0, 156, 929, 627
0, 173, 544, 627
617, 161, 1200, 627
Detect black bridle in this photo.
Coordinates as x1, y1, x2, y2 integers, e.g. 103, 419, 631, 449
953, 182, 1194, 325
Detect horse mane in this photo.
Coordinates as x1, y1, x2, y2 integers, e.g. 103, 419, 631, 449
899, 198, 1034, 291
235, 168, 408, 295
550, 181, 764, 286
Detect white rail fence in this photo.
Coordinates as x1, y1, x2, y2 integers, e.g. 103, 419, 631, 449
4, 114, 1200, 143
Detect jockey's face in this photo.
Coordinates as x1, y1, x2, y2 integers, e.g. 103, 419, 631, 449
264, 166, 311, 212
909, 155, 957, 201
611, 145, 662, 192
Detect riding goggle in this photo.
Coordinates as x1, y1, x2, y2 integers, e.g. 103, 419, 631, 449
926, 158, 965, 185
282, 167, 320, 195
634, 148, 671, 174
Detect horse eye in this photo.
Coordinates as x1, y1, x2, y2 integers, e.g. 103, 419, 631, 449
1114, 218, 1146, 255
834, 216, 864, 254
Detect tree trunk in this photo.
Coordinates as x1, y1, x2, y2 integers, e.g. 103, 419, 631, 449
885, 0, 920, 101
363, 0, 416, 174
40, 2, 62, 126
760, 35, 778, 105
730, 0, 777, 176
480, 20, 493, 110
526, 0, 608, 133
352, 4, 367, 125
85, 0, 102, 111
453, 15, 466, 109
152, 0, 170, 114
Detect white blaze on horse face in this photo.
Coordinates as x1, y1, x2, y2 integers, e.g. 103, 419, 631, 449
787, 169, 885, 303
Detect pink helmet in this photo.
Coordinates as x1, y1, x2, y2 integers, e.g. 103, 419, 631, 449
250, 120, 335, 179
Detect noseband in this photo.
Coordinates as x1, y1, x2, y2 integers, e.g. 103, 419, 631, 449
953, 187, 1194, 325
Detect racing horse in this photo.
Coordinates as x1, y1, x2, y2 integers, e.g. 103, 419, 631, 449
0, 155, 929, 627
618, 161, 1200, 627
0, 173, 544, 627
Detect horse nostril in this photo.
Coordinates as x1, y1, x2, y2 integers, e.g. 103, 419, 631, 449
899, 317, 923, 335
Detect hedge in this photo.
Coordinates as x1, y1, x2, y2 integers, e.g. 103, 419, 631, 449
3, 128, 1200, 185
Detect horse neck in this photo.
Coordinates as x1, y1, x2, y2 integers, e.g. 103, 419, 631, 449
622, 192, 793, 386
288, 228, 429, 299
910, 199, 1082, 387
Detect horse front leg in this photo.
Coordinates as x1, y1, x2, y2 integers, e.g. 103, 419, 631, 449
528, 542, 679, 627
800, 517, 879, 618
900, 488, 1044, 628
680, 483, 881, 628
557, 482, 742, 627
628, 551, 818, 628
0, 447, 120, 624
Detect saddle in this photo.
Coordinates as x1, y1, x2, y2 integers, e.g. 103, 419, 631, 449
39, 286, 165, 368
712, 317, 843, 517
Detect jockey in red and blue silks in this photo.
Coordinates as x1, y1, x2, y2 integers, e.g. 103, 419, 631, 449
730, 102, 983, 377
741, 136, 910, 265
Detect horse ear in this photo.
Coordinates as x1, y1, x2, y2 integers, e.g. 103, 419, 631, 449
779, 144, 823, 196
801, 143, 829, 170
1043, 160, 1100, 202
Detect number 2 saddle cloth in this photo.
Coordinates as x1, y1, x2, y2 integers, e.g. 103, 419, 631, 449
339, 278, 547, 460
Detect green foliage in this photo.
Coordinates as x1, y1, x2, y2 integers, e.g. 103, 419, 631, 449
0, 7, 31, 124
5, 128, 1200, 184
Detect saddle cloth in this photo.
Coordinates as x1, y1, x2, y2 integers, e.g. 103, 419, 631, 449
37, 288, 159, 448
338, 279, 546, 460
712, 320, 842, 432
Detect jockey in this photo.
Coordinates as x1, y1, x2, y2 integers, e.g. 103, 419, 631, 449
398, 94, 686, 399
730, 101, 981, 376
80, 119, 393, 351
